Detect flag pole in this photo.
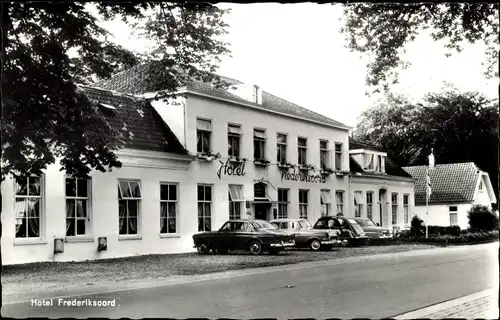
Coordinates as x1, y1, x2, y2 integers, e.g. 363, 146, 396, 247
425, 177, 429, 239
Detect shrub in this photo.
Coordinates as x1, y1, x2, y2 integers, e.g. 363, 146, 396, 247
411, 215, 425, 237
397, 230, 498, 245
427, 225, 461, 236
468, 205, 499, 231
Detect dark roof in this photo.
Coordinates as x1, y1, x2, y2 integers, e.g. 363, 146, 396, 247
349, 156, 364, 173
92, 63, 349, 129
402, 162, 480, 205
385, 157, 413, 178
82, 86, 187, 154
349, 138, 385, 152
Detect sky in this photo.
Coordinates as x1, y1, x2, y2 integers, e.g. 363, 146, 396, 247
99, 3, 498, 128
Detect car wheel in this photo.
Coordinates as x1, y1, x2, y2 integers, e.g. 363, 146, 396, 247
217, 247, 228, 254
309, 239, 321, 251
364, 238, 371, 245
341, 239, 349, 247
249, 240, 263, 255
197, 242, 210, 254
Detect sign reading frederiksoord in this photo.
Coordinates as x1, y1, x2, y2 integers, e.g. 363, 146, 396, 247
31, 298, 118, 307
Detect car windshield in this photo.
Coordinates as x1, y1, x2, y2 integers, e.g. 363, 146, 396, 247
252, 221, 277, 230
299, 220, 312, 229
355, 219, 375, 227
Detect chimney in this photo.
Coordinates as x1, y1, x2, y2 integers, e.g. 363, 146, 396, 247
253, 85, 262, 104
428, 148, 435, 169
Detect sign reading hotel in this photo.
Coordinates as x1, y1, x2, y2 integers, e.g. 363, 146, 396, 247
217, 160, 247, 180
280, 168, 327, 184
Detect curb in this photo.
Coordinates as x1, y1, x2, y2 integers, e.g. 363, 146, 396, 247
393, 288, 498, 319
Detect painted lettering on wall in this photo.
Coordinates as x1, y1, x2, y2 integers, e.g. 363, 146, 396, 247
217, 160, 247, 179
280, 169, 326, 184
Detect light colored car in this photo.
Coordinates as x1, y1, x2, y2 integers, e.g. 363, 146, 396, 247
270, 218, 341, 251
352, 218, 393, 244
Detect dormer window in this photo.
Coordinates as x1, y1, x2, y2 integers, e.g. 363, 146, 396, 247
350, 148, 387, 174
363, 154, 374, 171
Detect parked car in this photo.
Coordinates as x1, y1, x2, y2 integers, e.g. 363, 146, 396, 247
192, 219, 296, 255
313, 216, 369, 247
270, 218, 342, 251
351, 217, 393, 244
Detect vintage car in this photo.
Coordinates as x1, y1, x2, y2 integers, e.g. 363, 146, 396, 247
313, 216, 369, 247
351, 217, 393, 244
192, 219, 296, 255
270, 218, 341, 251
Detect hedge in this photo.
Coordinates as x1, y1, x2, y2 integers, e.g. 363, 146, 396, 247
396, 230, 499, 245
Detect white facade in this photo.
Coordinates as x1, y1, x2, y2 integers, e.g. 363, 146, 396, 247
2, 88, 357, 265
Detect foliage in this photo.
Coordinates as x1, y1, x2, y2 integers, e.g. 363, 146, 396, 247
397, 230, 499, 245
340, 3, 499, 91
468, 205, 500, 231
2, 2, 230, 179
427, 225, 461, 237
353, 90, 499, 207
410, 215, 425, 237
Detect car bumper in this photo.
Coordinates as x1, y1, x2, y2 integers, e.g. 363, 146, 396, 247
321, 239, 341, 245
377, 235, 393, 239
270, 241, 296, 248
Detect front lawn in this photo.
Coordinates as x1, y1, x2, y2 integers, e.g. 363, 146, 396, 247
2, 244, 437, 297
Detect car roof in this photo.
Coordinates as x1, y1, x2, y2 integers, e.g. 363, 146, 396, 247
226, 219, 266, 223
270, 218, 305, 222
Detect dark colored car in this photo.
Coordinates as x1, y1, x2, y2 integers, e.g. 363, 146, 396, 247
313, 216, 369, 247
352, 217, 393, 244
192, 219, 296, 255
270, 218, 341, 251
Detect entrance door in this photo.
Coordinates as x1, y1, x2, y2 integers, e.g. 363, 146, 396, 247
254, 203, 268, 220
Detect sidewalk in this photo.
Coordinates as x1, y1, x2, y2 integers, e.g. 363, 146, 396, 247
394, 288, 499, 319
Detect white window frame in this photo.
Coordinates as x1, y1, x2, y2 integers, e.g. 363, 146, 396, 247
299, 189, 308, 220
253, 128, 266, 160
277, 133, 288, 163
118, 179, 142, 237
479, 179, 484, 192
198, 184, 213, 231
65, 176, 92, 238
228, 123, 242, 158
366, 191, 374, 220
449, 206, 458, 226
14, 174, 44, 241
335, 190, 344, 215
354, 191, 363, 218
320, 189, 332, 217
196, 118, 212, 154
229, 184, 244, 220
278, 188, 289, 219
298, 137, 307, 165
160, 182, 178, 235
403, 194, 410, 224
334, 143, 342, 170
391, 192, 398, 224
320, 140, 331, 170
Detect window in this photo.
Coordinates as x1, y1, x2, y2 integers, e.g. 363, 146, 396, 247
335, 191, 344, 215
366, 192, 374, 220
15, 175, 42, 238
198, 185, 212, 231
320, 190, 332, 216
449, 206, 458, 226
278, 188, 289, 219
299, 190, 308, 220
363, 153, 375, 171
229, 185, 244, 220
254, 182, 267, 199
228, 124, 242, 158
298, 137, 307, 165
160, 183, 177, 234
403, 194, 409, 224
320, 140, 331, 170
335, 143, 342, 170
196, 118, 211, 154
391, 193, 398, 224
65, 177, 90, 237
479, 180, 483, 191
253, 129, 266, 160
277, 133, 287, 163
118, 180, 142, 235
376, 155, 381, 172
354, 191, 363, 218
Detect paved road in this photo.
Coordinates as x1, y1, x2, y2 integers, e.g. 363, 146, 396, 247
2, 244, 498, 319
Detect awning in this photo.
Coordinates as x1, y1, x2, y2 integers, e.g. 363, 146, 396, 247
321, 190, 332, 204
228, 185, 244, 201
228, 125, 242, 135
354, 192, 364, 204
197, 119, 211, 131
253, 129, 266, 139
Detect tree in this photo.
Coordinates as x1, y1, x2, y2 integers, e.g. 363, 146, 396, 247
468, 205, 499, 231
1, 2, 230, 180
354, 90, 499, 208
340, 3, 499, 92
